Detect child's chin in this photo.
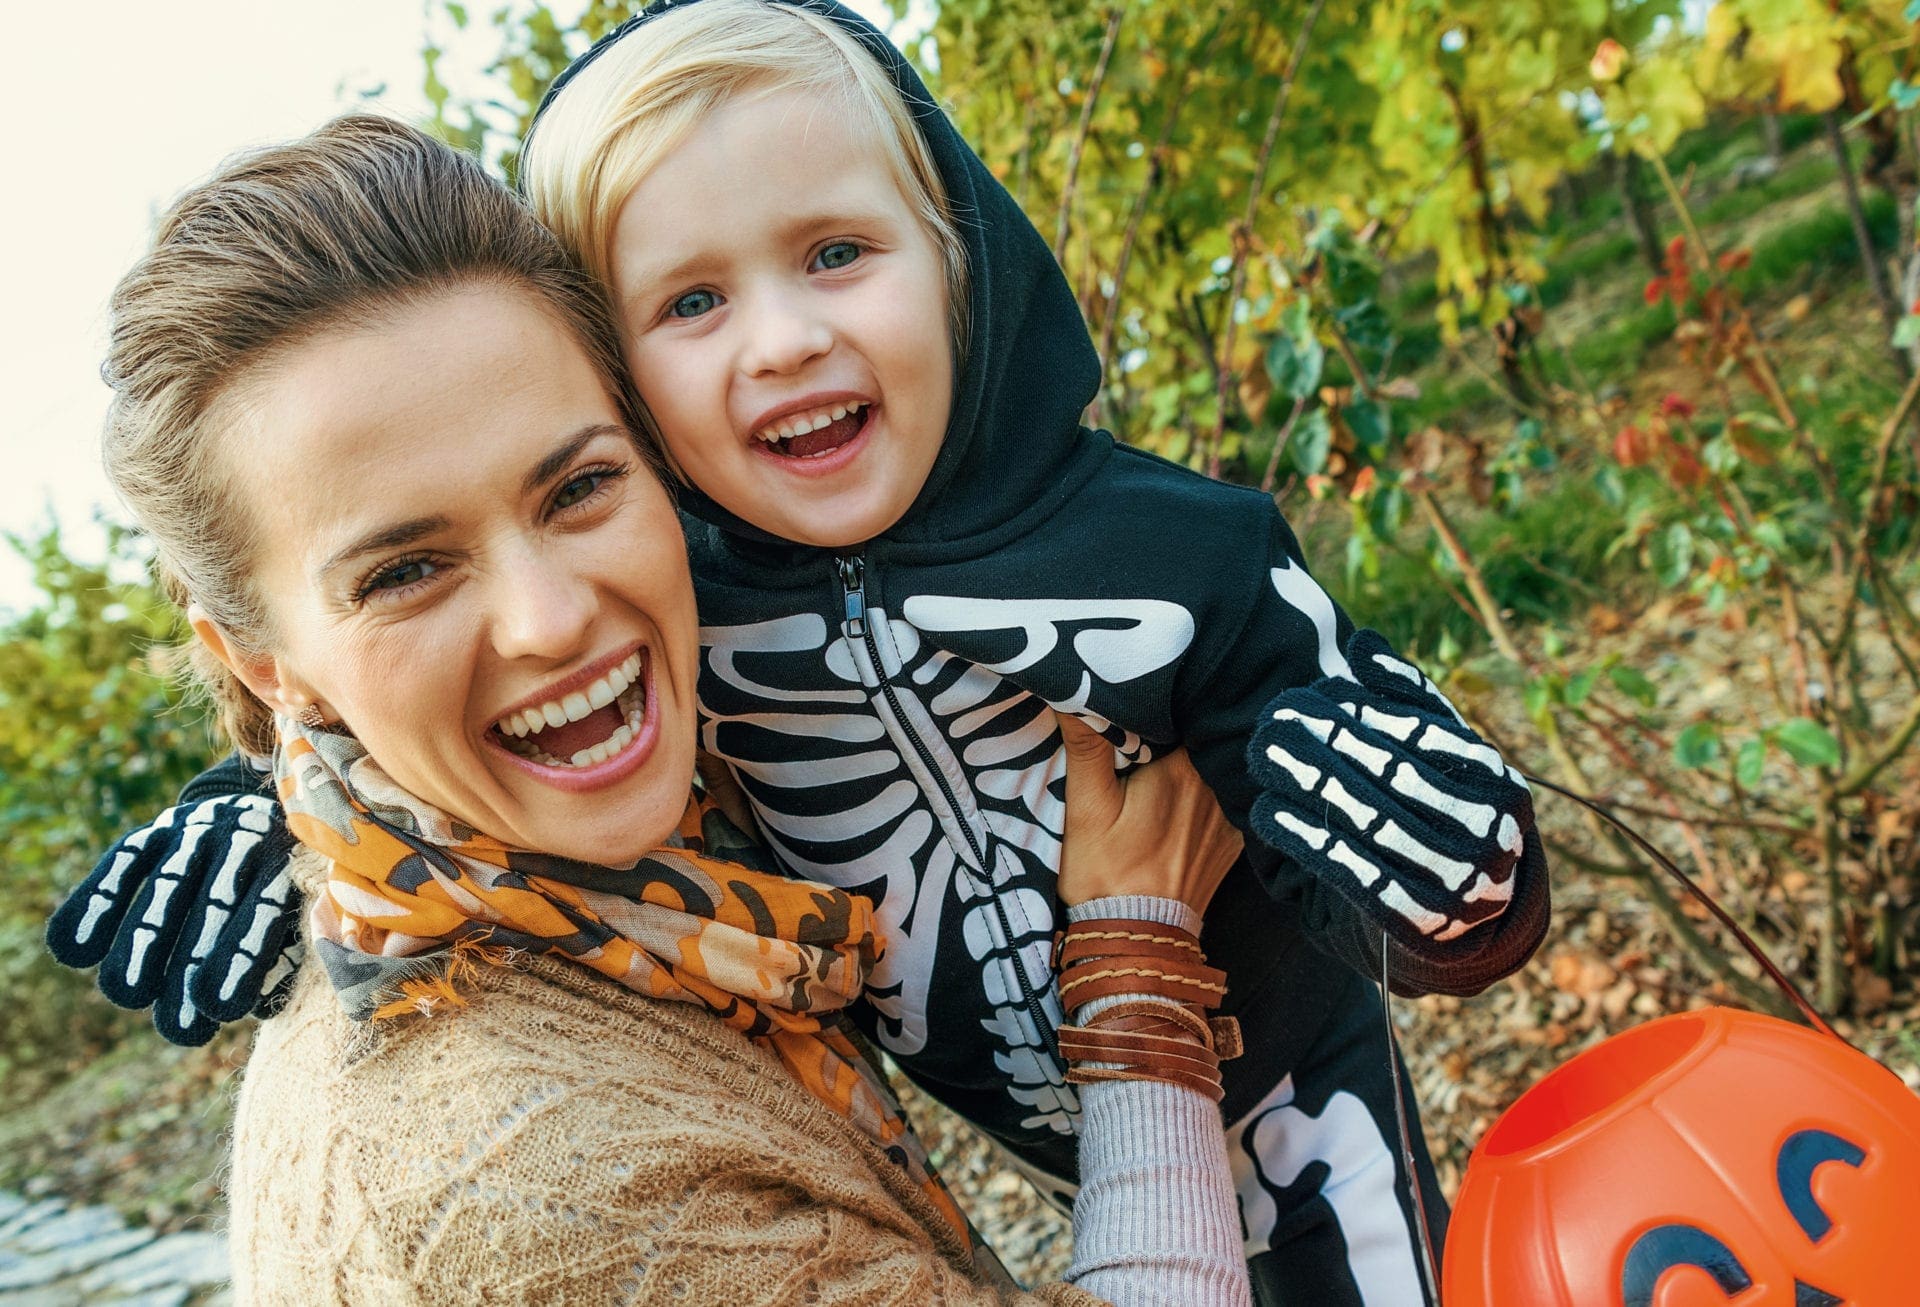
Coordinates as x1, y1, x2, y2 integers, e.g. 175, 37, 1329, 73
767, 496, 909, 550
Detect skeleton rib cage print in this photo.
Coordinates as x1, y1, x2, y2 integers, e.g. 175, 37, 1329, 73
693, 516, 1542, 1164
697, 559, 1186, 1138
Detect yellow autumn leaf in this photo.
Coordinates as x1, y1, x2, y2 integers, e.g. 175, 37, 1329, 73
1778, 54, 1844, 112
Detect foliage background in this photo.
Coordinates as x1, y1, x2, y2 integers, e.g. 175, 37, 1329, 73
4, 0, 1920, 1270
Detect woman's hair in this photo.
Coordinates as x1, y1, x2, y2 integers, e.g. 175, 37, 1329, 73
103, 113, 646, 758
521, 0, 968, 337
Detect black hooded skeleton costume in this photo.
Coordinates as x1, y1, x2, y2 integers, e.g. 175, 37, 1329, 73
562, 0, 1549, 1158
50, 2, 1548, 1299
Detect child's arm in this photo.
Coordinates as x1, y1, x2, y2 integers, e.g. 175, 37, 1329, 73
1175, 509, 1549, 996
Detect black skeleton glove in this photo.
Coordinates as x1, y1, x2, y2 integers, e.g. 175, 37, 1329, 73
45, 756, 303, 1046
1248, 630, 1538, 958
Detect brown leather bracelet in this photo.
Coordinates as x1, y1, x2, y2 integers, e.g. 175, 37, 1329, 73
1057, 923, 1204, 968
1059, 1028, 1221, 1090
1053, 915, 1240, 1100
1084, 999, 1217, 1047
1058, 958, 1229, 1012
1066, 1060, 1224, 1102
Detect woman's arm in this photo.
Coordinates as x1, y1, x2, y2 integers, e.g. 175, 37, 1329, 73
1052, 717, 1253, 1307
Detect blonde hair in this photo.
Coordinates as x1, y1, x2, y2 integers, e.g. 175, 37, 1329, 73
522, 0, 967, 339
103, 114, 645, 757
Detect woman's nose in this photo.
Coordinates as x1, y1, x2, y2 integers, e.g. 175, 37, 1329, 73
486, 547, 597, 664
741, 286, 833, 378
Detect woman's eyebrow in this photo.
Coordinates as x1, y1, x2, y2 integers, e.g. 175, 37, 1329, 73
320, 515, 452, 578
318, 425, 625, 579
521, 423, 627, 494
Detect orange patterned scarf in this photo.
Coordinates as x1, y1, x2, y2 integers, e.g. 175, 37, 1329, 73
273, 716, 969, 1247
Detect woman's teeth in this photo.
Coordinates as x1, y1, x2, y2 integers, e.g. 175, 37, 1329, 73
753, 401, 867, 445
495, 653, 646, 768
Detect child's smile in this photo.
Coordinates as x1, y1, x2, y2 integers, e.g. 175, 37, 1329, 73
747, 393, 874, 472
611, 85, 954, 548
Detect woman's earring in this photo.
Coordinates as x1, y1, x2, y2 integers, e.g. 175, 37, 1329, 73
296, 702, 328, 730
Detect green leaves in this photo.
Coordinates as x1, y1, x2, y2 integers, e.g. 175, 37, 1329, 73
1343, 395, 1390, 450
1674, 722, 1722, 769
1291, 408, 1334, 475
1265, 299, 1325, 403
1671, 718, 1839, 779
1608, 665, 1657, 708
1770, 718, 1840, 770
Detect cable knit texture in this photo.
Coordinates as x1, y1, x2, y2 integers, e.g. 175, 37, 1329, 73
229, 854, 1100, 1307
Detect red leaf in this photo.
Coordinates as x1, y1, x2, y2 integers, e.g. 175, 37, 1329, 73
1667, 446, 1708, 490
1644, 278, 1666, 306
1613, 425, 1655, 468
1659, 393, 1696, 419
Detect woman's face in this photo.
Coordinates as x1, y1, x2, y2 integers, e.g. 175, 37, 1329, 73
208, 284, 699, 864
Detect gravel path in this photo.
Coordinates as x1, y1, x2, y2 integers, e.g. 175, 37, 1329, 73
0, 1193, 227, 1307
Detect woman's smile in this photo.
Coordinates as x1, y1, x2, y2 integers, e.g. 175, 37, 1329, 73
487, 645, 662, 793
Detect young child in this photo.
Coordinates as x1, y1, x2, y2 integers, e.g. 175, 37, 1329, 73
51, 2, 1548, 1300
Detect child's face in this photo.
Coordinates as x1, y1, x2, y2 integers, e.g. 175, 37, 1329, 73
611, 86, 954, 549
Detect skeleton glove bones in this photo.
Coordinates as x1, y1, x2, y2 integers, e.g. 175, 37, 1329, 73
1247, 629, 1538, 957
46, 782, 303, 1047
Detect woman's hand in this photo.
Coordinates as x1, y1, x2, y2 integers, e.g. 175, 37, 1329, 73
1055, 713, 1244, 915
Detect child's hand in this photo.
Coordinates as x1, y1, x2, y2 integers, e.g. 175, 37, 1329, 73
45, 784, 302, 1046
1247, 628, 1538, 952
1055, 712, 1244, 914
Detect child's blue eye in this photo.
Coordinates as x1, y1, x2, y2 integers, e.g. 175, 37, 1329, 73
814, 242, 862, 271
671, 289, 718, 318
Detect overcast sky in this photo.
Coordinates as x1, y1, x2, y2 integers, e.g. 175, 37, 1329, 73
0, 0, 895, 617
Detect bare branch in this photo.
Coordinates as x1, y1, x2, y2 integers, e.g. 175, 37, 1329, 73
1054, 8, 1124, 264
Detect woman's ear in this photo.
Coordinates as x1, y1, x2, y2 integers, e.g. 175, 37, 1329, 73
186, 603, 315, 718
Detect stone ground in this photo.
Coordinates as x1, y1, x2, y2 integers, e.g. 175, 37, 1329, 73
0, 1193, 226, 1307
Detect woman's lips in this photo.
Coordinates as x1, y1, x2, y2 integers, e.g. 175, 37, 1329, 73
486, 649, 662, 794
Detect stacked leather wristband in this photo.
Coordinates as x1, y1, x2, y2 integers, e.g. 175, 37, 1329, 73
1055, 919, 1243, 1102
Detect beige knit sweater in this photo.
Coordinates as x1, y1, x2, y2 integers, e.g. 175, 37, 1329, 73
228, 855, 1100, 1306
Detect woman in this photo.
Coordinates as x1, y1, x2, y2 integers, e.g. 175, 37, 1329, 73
95, 114, 1251, 1305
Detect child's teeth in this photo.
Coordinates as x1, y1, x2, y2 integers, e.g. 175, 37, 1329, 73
830, 404, 847, 420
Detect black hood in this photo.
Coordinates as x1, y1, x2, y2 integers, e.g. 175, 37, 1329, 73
529, 0, 1105, 555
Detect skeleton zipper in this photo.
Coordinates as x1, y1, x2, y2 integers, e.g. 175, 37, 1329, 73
835, 552, 1061, 1059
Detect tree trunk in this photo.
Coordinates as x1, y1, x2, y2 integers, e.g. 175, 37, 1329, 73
1761, 111, 1783, 163
1824, 110, 1903, 344
1612, 149, 1663, 274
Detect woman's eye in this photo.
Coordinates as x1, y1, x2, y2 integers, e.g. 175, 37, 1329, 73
814, 241, 862, 271
553, 471, 607, 510
360, 556, 438, 600
670, 289, 718, 319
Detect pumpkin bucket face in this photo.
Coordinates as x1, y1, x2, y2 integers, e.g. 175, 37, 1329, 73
1444, 1008, 1920, 1306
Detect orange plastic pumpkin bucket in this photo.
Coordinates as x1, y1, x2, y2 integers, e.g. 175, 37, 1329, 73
1443, 1006, 1920, 1305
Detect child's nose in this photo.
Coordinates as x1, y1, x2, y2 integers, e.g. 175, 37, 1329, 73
740, 287, 833, 377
